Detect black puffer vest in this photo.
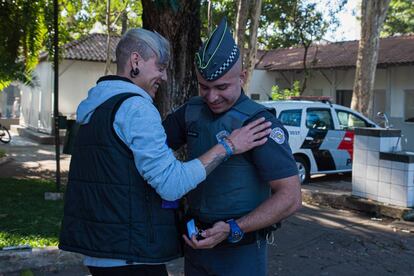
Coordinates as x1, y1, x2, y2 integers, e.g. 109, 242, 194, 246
59, 93, 181, 263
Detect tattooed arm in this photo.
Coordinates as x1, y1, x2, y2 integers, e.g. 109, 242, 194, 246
198, 117, 271, 175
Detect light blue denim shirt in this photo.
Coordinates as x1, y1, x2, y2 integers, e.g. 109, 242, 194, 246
76, 77, 206, 267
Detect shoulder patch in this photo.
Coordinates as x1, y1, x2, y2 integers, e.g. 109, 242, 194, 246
269, 127, 286, 144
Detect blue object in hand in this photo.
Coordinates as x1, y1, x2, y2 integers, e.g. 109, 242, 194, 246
187, 219, 198, 238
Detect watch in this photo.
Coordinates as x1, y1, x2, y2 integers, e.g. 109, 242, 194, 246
227, 219, 244, 243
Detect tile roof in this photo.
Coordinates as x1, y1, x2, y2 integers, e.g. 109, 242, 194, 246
256, 35, 414, 71
47, 33, 414, 71
62, 33, 120, 62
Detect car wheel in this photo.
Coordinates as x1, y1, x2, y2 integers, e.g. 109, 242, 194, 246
295, 156, 310, 184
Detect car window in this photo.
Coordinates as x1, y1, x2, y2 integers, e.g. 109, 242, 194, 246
336, 110, 369, 130
306, 108, 334, 130
278, 109, 302, 127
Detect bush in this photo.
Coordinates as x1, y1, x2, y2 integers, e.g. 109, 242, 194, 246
271, 80, 301, 100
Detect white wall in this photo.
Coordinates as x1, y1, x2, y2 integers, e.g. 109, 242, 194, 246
21, 59, 116, 133
59, 60, 116, 117
387, 66, 414, 118
20, 61, 53, 132
248, 68, 393, 101
247, 69, 276, 100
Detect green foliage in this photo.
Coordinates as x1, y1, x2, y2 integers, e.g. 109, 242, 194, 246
0, 178, 64, 248
0, 0, 146, 89
200, 0, 346, 49
58, 0, 143, 44
20, 270, 34, 276
271, 80, 300, 100
382, 0, 414, 36
200, 0, 236, 40
0, 0, 48, 90
267, 2, 328, 49
0, 149, 6, 158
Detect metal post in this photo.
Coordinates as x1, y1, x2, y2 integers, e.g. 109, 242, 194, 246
53, 0, 61, 191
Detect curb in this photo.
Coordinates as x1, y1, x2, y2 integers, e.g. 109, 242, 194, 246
302, 187, 414, 221
0, 247, 82, 274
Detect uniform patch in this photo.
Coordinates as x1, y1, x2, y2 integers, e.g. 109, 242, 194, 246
270, 127, 285, 144
216, 130, 230, 142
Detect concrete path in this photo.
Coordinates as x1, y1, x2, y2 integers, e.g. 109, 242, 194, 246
0, 131, 70, 181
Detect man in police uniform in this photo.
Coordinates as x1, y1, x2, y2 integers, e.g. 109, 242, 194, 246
163, 18, 302, 275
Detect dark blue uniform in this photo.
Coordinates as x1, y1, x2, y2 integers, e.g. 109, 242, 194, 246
163, 93, 298, 276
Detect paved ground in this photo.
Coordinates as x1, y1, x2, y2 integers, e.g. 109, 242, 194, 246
1, 133, 414, 275
0, 132, 70, 182
12, 204, 414, 276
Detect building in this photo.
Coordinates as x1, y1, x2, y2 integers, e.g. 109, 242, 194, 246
248, 35, 414, 150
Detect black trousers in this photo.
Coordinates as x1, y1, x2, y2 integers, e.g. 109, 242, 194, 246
88, 264, 168, 276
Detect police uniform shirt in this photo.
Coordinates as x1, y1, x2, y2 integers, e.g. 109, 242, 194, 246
163, 92, 298, 182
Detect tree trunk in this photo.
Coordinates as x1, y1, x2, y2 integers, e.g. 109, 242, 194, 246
121, 10, 127, 34
207, 0, 212, 34
244, 0, 262, 91
300, 43, 310, 95
104, 0, 112, 75
351, 0, 391, 118
142, 0, 201, 119
235, 0, 249, 62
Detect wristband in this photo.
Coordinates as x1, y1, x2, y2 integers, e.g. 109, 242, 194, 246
219, 139, 233, 157
224, 137, 236, 153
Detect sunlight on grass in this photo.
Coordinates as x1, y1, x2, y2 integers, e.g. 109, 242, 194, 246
0, 178, 63, 248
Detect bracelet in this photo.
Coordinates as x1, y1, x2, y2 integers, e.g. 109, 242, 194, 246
224, 137, 236, 153
219, 139, 233, 158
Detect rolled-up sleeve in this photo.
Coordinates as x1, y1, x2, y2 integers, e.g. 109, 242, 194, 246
113, 97, 206, 201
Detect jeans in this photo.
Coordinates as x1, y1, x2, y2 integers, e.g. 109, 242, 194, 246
184, 239, 267, 276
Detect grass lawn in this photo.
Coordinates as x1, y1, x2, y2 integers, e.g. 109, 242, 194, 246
0, 178, 63, 248
0, 149, 5, 158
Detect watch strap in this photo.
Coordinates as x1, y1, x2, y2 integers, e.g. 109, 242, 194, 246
227, 219, 244, 243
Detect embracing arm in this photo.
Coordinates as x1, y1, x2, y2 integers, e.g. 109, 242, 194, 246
116, 97, 271, 201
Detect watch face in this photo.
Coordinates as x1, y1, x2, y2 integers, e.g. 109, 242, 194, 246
230, 230, 243, 243
227, 219, 244, 243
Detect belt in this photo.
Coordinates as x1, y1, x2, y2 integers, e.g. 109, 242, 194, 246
195, 220, 281, 248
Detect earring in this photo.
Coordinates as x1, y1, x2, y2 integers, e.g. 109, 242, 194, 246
130, 67, 140, 78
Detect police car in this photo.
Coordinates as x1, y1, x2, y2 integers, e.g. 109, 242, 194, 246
260, 96, 379, 183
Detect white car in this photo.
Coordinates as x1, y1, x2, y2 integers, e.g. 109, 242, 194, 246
260, 97, 379, 183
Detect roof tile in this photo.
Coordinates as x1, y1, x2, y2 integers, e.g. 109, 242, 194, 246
63, 33, 120, 62
256, 35, 414, 71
